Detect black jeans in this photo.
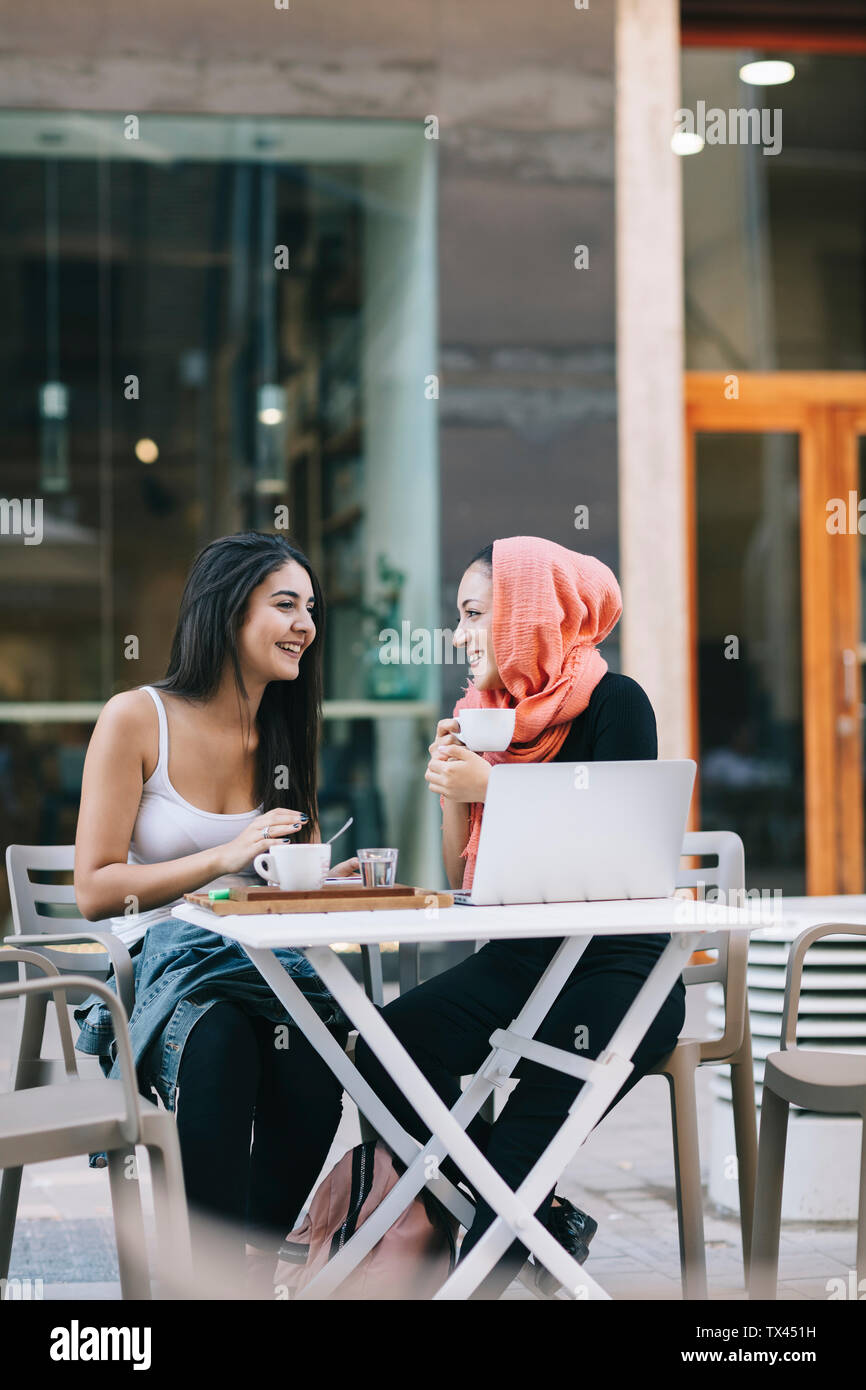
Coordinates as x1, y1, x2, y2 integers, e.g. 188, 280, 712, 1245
174, 1000, 344, 1264
354, 934, 686, 1300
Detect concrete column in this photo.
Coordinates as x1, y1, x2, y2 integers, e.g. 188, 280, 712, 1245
615, 0, 690, 759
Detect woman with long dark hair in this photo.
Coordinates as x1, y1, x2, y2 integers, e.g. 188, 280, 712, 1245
355, 536, 686, 1299
74, 532, 358, 1282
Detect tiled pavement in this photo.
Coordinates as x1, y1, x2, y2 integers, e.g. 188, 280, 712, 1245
1, 983, 859, 1301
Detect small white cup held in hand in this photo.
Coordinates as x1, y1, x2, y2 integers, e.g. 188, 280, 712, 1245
253, 843, 332, 891
455, 708, 516, 752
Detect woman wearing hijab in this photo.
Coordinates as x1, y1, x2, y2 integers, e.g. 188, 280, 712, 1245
354, 536, 686, 1298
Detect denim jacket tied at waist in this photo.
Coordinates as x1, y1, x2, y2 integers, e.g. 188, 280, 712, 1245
74, 917, 350, 1120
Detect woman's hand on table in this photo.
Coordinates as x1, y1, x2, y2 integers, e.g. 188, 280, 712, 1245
215, 810, 308, 875
425, 720, 490, 803
329, 857, 361, 877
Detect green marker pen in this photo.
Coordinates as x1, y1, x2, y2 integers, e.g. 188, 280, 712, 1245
208, 889, 231, 901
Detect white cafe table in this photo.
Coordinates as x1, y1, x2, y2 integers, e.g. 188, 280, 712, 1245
175, 895, 756, 1301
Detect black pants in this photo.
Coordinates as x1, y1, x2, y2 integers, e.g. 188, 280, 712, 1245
174, 1001, 344, 1264
354, 935, 686, 1300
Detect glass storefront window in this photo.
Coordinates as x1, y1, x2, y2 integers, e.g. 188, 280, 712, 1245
0, 113, 440, 921
695, 431, 805, 894
682, 51, 866, 371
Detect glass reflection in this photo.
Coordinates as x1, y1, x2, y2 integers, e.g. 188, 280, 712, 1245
696, 432, 805, 893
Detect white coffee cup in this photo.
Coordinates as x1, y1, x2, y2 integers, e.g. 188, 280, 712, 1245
455, 708, 516, 752
253, 843, 332, 891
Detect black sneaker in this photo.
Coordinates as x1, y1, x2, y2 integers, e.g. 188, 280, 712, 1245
534, 1197, 599, 1297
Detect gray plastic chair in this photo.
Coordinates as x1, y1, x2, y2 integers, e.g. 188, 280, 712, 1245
3, 843, 135, 1012
644, 829, 757, 1300
0, 844, 196, 1292
750, 921, 866, 1300
1, 844, 144, 1282
0, 954, 190, 1297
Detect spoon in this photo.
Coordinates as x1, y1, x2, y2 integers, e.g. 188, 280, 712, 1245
326, 815, 354, 846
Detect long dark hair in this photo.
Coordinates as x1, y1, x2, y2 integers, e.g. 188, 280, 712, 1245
154, 531, 324, 832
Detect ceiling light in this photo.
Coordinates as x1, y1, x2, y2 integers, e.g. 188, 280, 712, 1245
135, 438, 159, 464
671, 131, 705, 156
738, 60, 795, 86
257, 383, 286, 425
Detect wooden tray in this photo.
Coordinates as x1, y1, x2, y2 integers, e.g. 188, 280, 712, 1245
184, 883, 454, 915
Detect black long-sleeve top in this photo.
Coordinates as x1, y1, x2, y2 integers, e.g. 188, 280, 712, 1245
490, 670, 665, 973
553, 671, 658, 765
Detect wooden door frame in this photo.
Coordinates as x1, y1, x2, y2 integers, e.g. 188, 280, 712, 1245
685, 372, 866, 894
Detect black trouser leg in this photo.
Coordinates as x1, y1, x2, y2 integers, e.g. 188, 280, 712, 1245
462, 958, 686, 1299
245, 1015, 345, 1251
175, 1001, 261, 1271
354, 945, 539, 1190
355, 939, 686, 1299
175, 1002, 345, 1270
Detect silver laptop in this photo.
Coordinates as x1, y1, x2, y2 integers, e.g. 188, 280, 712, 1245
454, 759, 696, 906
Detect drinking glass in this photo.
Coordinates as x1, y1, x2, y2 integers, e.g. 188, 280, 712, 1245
357, 847, 399, 888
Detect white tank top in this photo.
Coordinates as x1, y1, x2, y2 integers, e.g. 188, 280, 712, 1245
109, 685, 263, 946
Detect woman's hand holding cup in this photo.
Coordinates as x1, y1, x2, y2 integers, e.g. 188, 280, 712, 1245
428, 717, 463, 758
426, 720, 491, 803
216, 810, 308, 875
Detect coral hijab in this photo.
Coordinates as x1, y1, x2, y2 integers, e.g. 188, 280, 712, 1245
450, 537, 623, 890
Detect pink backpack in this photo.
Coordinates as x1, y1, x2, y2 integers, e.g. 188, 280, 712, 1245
274, 1141, 456, 1300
